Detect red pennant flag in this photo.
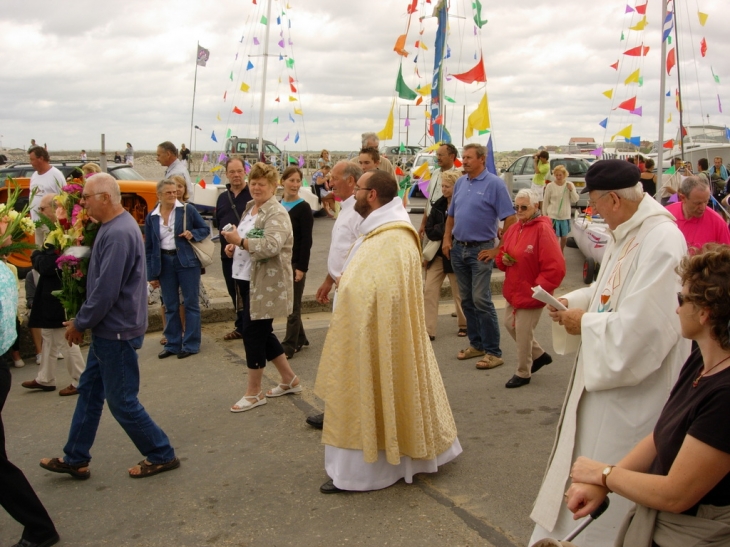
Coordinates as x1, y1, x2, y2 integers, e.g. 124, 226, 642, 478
666, 48, 676, 74
290, 83, 297, 93
406, 0, 418, 14
223, 91, 227, 101
454, 158, 463, 168
275, 96, 280, 102
434, 115, 443, 125
610, 61, 619, 70
663, 139, 674, 149
624, 44, 650, 56
416, 96, 423, 106
395, 166, 404, 176
233, 106, 243, 114
617, 97, 637, 111
288, 76, 295, 83
700, 38, 707, 57
452, 55, 487, 83
681, 126, 687, 137
199, 179, 207, 188
635, 2, 647, 14
427, 119, 434, 137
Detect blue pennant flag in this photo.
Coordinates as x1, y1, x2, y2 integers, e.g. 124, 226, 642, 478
289, 113, 295, 123
294, 131, 300, 144
246, 60, 254, 70
599, 118, 608, 128
211, 131, 217, 143
212, 175, 221, 185
486, 136, 497, 175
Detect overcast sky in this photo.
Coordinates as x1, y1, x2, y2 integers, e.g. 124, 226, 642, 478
2, 0, 728, 154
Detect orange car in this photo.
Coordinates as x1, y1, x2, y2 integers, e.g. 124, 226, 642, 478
1, 175, 158, 278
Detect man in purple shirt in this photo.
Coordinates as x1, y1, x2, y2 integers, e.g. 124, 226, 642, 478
40, 174, 179, 480
443, 144, 516, 369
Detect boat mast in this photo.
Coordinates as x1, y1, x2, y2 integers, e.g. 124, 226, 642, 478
657, 0, 668, 186
256, 0, 274, 161
672, 0, 686, 161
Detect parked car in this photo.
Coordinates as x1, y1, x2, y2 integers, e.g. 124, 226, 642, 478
224, 136, 283, 166
500, 154, 591, 208
1, 166, 158, 278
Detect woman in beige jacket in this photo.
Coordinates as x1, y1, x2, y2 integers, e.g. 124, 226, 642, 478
222, 162, 301, 412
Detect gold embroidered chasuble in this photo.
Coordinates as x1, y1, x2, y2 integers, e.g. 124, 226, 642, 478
314, 221, 458, 465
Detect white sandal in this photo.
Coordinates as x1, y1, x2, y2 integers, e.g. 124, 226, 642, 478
266, 375, 303, 398
230, 391, 267, 413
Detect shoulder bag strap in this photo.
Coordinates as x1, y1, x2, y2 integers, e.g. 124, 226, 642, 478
227, 191, 242, 223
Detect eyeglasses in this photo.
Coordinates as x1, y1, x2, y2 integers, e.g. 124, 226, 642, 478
81, 192, 108, 200
161, 191, 177, 196
514, 205, 530, 212
354, 185, 372, 193
677, 292, 692, 307
588, 192, 612, 208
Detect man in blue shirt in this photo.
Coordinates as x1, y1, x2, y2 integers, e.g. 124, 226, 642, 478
40, 174, 179, 480
443, 144, 516, 369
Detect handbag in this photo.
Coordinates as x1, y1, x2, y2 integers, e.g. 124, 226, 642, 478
183, 204, 215, 268
422, 238, 441, 262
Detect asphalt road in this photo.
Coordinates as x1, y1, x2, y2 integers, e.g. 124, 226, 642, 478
2, 205, 593, 547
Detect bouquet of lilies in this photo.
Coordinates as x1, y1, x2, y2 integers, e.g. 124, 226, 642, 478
0, 180, 37, 258
38, 177, 99, 319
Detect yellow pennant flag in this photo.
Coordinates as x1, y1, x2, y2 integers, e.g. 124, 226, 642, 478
464, 93, 491, 139
603, 89, 614, 99
240, 82, 250, 92
611, 124, 633, 141
216, 112, 222, 121
629, 16, 647, 31
423, 143, 441, 152
278, 77, 282, 83
667, 113, 672, 123
211, 165, 223, 172
294, 107, 303, 115
412, 161, 431, 180
419, 42, 428, 51
376, 100, 395, 141
698, 12, 708, 26
415, 84, 432, 96
289, 95, 297, 102
624, 69, 640, 85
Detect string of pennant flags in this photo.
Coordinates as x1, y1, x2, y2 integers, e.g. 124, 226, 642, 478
595, 0, 724, 157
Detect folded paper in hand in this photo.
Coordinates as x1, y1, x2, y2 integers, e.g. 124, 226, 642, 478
531, 285, 567, 310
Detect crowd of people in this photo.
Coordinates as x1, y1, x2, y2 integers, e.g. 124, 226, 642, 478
1, 138, 730, 547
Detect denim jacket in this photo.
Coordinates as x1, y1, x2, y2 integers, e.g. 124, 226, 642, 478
145, 202, 210, 280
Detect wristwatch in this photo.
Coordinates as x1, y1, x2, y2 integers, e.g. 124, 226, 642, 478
601, 465, 615, 493
239, 238, 246, 250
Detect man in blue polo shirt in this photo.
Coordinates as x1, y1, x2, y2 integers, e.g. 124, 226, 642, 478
443, 143, 516, 369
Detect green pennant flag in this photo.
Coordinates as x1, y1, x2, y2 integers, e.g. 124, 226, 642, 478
229, 71, 233, 81
273, 117, 279, 123
395, 65, 417, 100
712, 67, 720, 83
302, 177, 309, 187
398, 175, 411, 192
226, 128, 231, 138
478, 129, 490, 135
399, 142, 406, 153
286, 58, 295, 69
472, 0, 488, 28
668, 36, 672, 45
638, 76, 644, 87
620, 31, 625, 41
260, 15, 268, 24
445, 96, 456, 103
665, 166, 676, 175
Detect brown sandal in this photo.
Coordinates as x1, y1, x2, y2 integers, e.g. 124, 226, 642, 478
223, 330, 243, 341
129, 457, 180, 478
40, 457, 90, 480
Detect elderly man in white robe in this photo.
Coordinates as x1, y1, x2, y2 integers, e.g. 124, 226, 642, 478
529, 160, 691, 546
315, 170, 461, 494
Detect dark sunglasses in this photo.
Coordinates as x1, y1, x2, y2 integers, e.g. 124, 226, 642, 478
514, 205, 530, 212
677, 292, 691, 307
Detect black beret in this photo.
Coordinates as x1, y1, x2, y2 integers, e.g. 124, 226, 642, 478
581, 159, 641, 194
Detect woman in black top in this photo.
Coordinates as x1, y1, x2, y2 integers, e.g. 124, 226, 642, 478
279, 167, 313, 358
639, 158, 657, 197
566, 244, 730, 546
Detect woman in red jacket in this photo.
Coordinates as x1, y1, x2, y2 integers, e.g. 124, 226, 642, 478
495, 189, 566, 388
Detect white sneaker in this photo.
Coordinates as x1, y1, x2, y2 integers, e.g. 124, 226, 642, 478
36, 353, 41, 365
13, 359, 26, 368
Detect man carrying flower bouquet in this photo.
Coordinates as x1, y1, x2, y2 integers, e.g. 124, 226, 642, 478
39, 174, 179, 480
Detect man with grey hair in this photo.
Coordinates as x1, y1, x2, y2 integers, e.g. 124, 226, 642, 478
157, 141, 193, 197
530, 159, 690, 546
361, 132, 395, 176
666, 175, 730, 251
307, 160, 364, 430
40, 174, 179, 480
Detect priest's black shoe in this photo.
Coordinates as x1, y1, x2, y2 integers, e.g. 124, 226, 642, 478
177, 351, 193, 359
11, 533, 61, 547
306, 413, 324, 430
505, 375, 531, 388
158, 350, 176, 359
531, 352, 553, 374
320, 479, 347, 494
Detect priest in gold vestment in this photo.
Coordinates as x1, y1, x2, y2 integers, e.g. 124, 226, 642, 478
315, 170, 462, 494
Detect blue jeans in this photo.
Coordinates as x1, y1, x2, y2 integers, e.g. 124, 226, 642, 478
451, 241, 501, 356
63, 335, 175, 465
160, 253, 201, 353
